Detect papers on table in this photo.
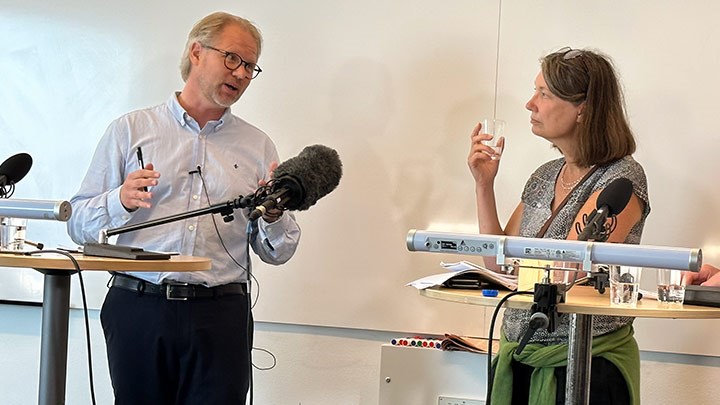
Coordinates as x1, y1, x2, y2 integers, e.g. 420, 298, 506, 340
406, 260, 518, 291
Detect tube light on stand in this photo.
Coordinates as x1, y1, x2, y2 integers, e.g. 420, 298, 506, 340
0, 198, 72, 221
406, 229, 702, 272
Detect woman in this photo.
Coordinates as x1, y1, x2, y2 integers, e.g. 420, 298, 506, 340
468, 48, 650, 404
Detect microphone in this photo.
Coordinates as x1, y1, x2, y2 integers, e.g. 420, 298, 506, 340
576, 178, 633, 242
0, 153, 33, 197
248, 144, 342, 221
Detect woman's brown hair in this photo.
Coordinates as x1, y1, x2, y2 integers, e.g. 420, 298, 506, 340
542, 48, 636, 167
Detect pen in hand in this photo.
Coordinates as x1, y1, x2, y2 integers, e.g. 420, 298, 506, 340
136, 147, 149, 192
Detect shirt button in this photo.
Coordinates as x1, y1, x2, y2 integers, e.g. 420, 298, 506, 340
188, 225, 195, 231
192, 195, 199, 200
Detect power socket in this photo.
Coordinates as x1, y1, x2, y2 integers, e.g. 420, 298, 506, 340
437, 396, 485, 405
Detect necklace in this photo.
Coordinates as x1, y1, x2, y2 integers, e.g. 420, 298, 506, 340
559, 164, 584, 191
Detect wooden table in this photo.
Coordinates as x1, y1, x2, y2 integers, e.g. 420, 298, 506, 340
0, 252, 211, 405
420, 285, 720, 404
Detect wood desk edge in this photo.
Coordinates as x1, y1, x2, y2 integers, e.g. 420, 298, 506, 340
419, 286, 720, 319
0, 253, 212, 272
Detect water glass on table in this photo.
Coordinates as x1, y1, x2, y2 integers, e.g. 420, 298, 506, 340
657, 269, 685, 304
481, 118, 505, 160
0, 217, 27, 251
609, 265, 641, 307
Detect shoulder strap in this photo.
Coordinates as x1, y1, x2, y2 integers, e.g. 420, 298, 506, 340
535, 164, 600, 238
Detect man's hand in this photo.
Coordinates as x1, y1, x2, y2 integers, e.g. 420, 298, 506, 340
121, 163, 159, 211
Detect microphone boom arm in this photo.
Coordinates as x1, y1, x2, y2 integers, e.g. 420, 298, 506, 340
99, 195, 255, 244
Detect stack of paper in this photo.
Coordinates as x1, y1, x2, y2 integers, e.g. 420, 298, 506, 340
406, 260, 517, 290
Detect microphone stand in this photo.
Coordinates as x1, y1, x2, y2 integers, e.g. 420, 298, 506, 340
517, 221, 612, 400
84, 194, 258, 259
516, 215, 615, 354
576, 215, 615, 294
564, 225, 609, 405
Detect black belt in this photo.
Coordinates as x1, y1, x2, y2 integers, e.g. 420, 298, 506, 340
110, 274, 247, 300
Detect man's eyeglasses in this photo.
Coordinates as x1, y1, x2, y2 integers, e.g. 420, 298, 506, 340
202, 44, 262, 79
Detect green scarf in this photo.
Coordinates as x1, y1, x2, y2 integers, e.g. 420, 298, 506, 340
491, 324, 640, 405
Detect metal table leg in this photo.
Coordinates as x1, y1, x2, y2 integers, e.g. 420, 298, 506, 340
38, 270, 72, 405
566, 313, 593, 405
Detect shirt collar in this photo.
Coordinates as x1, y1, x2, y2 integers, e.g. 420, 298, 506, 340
167, 92, 231, 131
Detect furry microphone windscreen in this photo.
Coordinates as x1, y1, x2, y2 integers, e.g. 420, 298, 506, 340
272, 144, 342, 211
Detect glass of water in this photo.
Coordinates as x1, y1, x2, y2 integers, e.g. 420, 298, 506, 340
0, 217, 27, 251
481, 118, 505, 160
609, 265, 641, 306
657, 269, 685, 304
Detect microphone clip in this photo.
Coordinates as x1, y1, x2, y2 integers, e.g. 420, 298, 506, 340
246, 175, 306, 221
575, 210, 617, 242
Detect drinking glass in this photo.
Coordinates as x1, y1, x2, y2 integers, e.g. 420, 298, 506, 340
609, 265, 641, 306
481, 118, 505, 160
657, 269, 685, 304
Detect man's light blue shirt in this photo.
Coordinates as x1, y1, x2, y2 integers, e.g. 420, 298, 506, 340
68, 93, 301, 286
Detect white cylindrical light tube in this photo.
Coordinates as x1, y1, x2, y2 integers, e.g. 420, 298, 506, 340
0, 198, 72, 221
407, 229, 702, 272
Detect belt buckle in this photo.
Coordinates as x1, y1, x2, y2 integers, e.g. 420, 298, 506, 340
166, 283, 190, 301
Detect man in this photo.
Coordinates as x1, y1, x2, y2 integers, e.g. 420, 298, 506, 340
67, 12, 300, 404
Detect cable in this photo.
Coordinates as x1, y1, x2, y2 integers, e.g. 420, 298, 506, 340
485, 289, 533, 405
565, 274, 590, 293
197, 170, 274, 405
197, 171, 261, 306
27, 249, 97, 405
0, 183, 16, 198
196, 171, 250, 273
252, 346, 278, 371
245, 221, 255, 405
